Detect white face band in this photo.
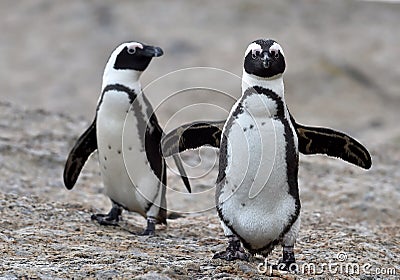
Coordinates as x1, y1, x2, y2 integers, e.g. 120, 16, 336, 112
269, 42, 284, 57
245, 42, 263, 57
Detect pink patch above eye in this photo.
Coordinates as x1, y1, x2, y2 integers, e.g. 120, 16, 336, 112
252, 48, 262, 56
128, 42, 144, 50
269, 42, 283, 57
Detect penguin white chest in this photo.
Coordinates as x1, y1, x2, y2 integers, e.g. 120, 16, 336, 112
96, 90, 160, 213
218, 94, 298, 250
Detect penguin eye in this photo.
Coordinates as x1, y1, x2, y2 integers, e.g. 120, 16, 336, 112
270, 49, 279, 59
251, 49, 261, 59
127, 47, 136, 55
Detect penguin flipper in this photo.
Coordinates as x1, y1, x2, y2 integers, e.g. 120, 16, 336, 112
161, 116, 372, 169
161, 120, 225, 157
290, 115, 372, 169
63, 118, 97, 189
148, 112, 192, 194
172, 154, 192, 193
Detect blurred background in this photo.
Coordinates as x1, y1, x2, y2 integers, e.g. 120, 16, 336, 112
0, 0, 399, 222
1, 0, 399, 135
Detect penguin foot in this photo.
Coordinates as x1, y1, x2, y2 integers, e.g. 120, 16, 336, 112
272, 246, 297, 272
140, 217, 156, 236
91, 214, 119, 226
213, 235, 250, 261
213, 248, 250, 261
91, 205, 122, 226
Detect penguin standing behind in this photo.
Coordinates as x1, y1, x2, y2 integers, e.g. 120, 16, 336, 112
162, 39, 371, 269
63, 41, 191, 235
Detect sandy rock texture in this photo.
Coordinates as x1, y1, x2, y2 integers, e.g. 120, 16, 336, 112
1, 0, 400, 279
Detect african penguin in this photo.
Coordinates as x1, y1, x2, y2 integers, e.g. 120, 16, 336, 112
213, 39, 300, 269
160, 39, 371, 269
63, 41, 191, 235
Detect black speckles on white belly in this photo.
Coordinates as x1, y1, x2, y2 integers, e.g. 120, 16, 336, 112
106, 144, 121, 154
216, 85, 302, 253
94, 84, 164, 213
101, 143, 125, 170
243, 124, 255, 132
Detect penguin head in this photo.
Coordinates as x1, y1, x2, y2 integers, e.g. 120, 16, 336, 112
243, 39, 285, 79
110, 41, 163, 71
103, 41, 163, 82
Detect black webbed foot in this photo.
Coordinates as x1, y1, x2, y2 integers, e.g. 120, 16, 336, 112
91, 205, 122, 226
213, 248, 250, 261
272, 245, 297, 272
140, 217, 156, 236
213, 235, 250, 261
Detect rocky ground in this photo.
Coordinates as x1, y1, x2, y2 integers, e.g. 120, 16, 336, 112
0, 101, 398, 280
1, 0, 400, 279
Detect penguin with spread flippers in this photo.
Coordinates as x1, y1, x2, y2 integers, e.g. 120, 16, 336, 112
161, 39, 371, 269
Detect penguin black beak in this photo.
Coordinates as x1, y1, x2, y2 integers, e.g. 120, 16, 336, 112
142, 46, 164, 58
261, 52, 271, 69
